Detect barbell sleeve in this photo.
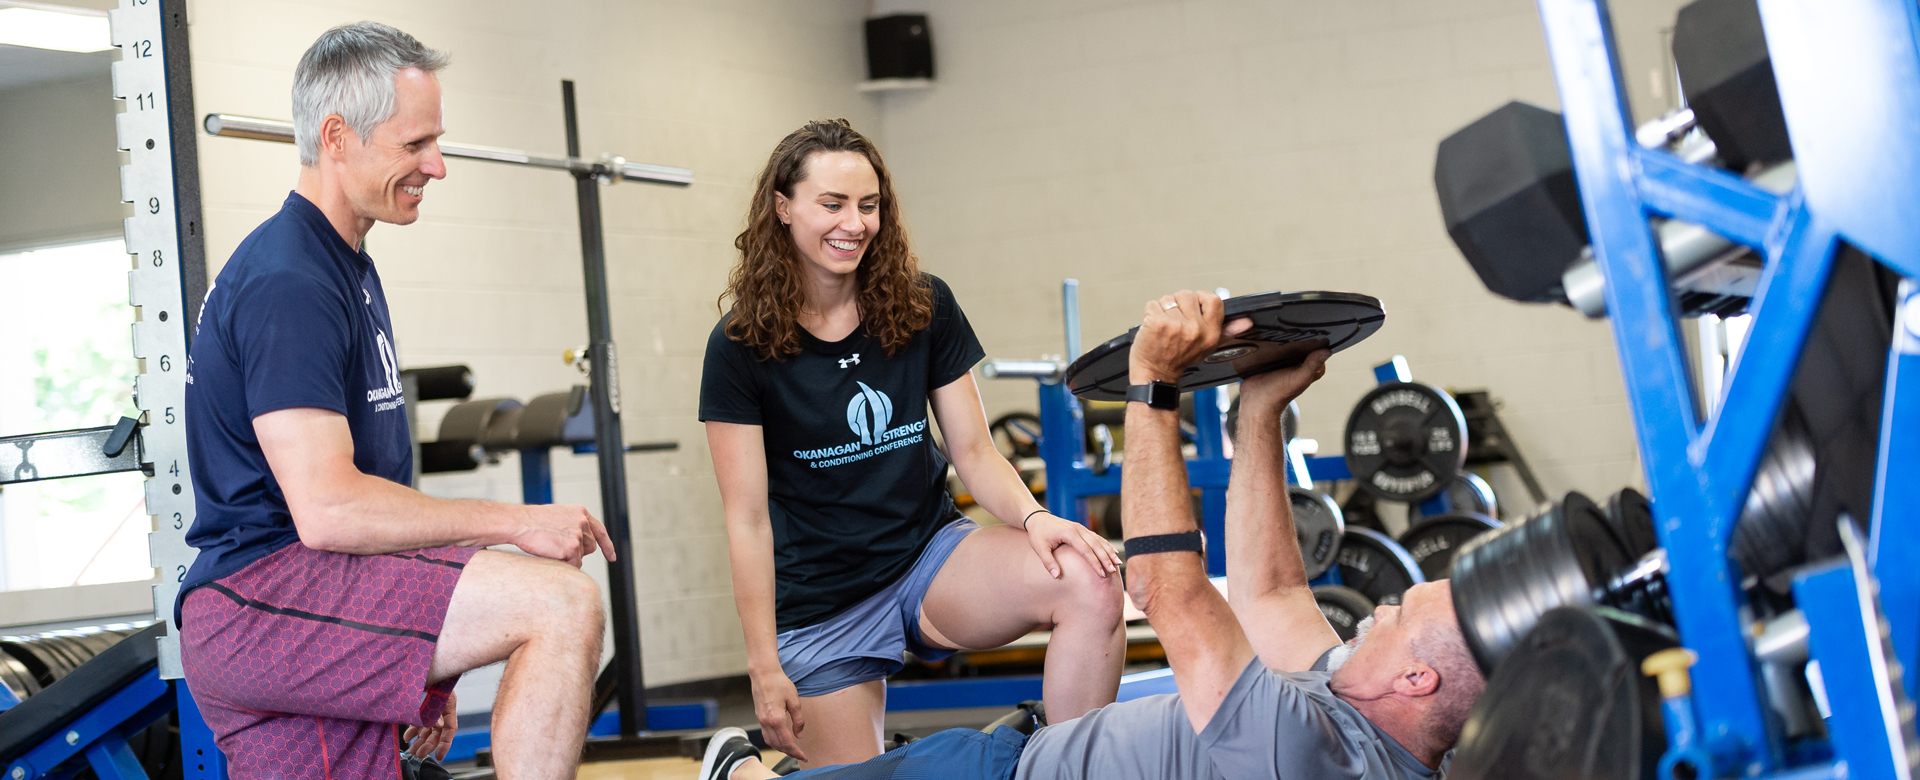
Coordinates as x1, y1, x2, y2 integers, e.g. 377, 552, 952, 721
981, 359, 1066, 381
1562, 160, 1797, 318
202, 113, 693, 187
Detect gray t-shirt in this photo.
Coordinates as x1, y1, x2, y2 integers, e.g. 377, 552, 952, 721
1013, 656, 1437, 780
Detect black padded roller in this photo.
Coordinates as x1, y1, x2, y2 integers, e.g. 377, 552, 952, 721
401, 365, 475, 401
420, 440, 484, 473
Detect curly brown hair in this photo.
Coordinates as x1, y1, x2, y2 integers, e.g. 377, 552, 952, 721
721, 119, 932, 360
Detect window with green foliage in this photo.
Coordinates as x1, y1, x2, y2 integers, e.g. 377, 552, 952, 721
0, 240, 153, 592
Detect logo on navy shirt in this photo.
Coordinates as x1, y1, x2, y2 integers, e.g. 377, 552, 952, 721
838, 353, 860, 369
791, 381, 927, 469
367, 329, 405, 411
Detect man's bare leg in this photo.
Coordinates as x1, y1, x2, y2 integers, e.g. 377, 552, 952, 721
431, 551, 605, 780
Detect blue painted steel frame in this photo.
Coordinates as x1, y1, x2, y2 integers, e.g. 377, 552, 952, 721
1870, 281, 1920, 706
1535, 0, 1920, 775
442, 701, 717, 762
1033, 379, 1237, 574
886, 665, 1182, 712
4, 670, 173, 780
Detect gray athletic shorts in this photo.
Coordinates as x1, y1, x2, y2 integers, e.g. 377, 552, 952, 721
777, 515, 979, 697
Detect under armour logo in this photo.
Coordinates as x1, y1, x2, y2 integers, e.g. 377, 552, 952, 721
364, 288, 371, 305
839, 353, 861, 369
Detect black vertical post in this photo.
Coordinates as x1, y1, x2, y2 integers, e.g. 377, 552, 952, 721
161, 0, 207, 341
562, 79, 648, 736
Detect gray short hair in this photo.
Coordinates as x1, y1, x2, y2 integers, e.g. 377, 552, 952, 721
1410, 617, 1485, 745
292, 22, 449, 166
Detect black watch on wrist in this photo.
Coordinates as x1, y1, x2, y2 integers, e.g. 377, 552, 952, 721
1126, 380, 1179, 411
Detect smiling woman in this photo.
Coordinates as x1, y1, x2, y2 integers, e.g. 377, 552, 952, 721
702, 121, 1128, 769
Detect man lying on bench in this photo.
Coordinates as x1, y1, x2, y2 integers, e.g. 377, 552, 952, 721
699, 289, 1487, 780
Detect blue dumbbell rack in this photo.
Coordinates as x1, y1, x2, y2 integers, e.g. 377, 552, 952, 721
1537, 0, 1920, 777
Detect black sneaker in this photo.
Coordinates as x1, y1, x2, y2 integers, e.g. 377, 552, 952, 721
699, 727, 761, 780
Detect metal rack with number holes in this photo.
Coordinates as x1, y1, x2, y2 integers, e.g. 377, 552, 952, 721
0, 2, 219, 780
1507, 1, 1920, 778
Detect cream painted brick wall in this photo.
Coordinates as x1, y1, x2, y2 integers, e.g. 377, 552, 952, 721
871, 0, 1685, 511
183, 0, 876, 686
0, 74, 124, 252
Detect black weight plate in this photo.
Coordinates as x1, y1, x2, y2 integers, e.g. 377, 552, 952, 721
989, 412, 1042, 461
0, 653, 37, 698
1065, 291, 1386, 401
1339, 489, 1389, 535
1407, 473, 1498, 525
72, 629, 123, 661
53, 633, 103, 668
48, 633, 99, 665
36, 636, 88, 676
1289, 487, 1346, 581
1344, 382, 1469, 503
1335, 527, 1426, 606
1731, 403, 1817, 578
1451, 606, 1676, 780
1605, 487, 1658, 558
1451, 491, 1632, 673
1399, 512, 1503, 581
22, 639, 76, 682
1312, 585, 1376, 642
2, 641, 55, 688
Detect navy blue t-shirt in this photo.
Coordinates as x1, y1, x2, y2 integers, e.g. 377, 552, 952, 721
177, 192, 413, 619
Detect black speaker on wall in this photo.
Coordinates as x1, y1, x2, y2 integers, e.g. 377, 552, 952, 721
865, 14, 934, 80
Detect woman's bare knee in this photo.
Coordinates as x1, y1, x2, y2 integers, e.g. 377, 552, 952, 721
1050, 552, 1123, 627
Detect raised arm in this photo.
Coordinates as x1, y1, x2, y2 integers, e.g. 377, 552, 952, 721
1224, 351, 1343, 673
930, 373, 1119, 579
255, 407, 612, 564
1122, 290, 1257, 732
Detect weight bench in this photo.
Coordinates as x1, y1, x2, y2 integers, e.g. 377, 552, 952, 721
0, 624, 177, 780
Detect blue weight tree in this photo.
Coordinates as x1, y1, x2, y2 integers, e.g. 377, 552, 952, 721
1535, 1, 1920, 777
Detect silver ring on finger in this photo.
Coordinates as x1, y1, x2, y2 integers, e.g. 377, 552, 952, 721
1163, 301, 1179, 310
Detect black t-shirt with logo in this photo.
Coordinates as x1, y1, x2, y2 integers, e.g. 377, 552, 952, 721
700, 275, 986, 632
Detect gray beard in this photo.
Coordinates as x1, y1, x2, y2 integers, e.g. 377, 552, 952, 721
1324, 615, 1375, 672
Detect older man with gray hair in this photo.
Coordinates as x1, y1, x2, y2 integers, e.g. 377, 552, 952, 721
176, 22, 613, 780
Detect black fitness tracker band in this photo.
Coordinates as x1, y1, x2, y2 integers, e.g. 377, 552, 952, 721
1127, 380, 1179, 411
1125, 530, 1204, 557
